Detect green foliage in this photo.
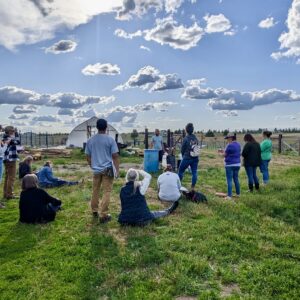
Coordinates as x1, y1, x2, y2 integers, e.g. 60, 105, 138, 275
1, 150, 300, 299
205, 129, 215, 137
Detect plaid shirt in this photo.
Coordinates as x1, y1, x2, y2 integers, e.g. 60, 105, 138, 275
3, 138, 20, 162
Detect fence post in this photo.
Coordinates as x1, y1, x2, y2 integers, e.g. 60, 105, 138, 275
46, 132, 48, 148
144, 128, 149, 149
278, 134, 283, 154
167, 129, 171, 147
30, 131, 33, 148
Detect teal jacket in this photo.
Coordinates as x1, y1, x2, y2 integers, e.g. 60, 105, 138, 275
260, 139, 272, 161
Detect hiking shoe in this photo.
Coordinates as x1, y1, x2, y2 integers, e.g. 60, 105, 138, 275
92, 212, 99, 218
224, 196, 232, 200
99, 214, 112, 224
168, 201, 179, 214
0, 202, 5, 209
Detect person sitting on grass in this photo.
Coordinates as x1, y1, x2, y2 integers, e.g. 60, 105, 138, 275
37, 161, 79, 188
19, 174, 62, 224
19, 156, 33, 179
157, 164, 181, 202
118, 169, 178, 226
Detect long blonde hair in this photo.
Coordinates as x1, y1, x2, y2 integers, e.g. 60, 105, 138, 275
125, 168, 141, 195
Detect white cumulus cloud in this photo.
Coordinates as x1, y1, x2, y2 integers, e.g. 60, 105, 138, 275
258, 17, 277, 29
0, 86, 114, 109
45, 40, 77, 54
165, 0, 184, 14
114, 28, 143, 39
115, 65, 184, 92
81, 63, 121, 76
144, 17, 204, 50
0, 0, 123, 50
271, 0, 300, 63
204, 14, 232, 33
182, 81, 300, 111
140, 45, 151, 51
13, 105, 38, 114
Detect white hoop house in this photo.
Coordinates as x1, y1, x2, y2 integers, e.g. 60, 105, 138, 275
66, 117, 124, 148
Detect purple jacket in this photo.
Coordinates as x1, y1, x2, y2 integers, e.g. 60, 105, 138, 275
224, 142, 241, 165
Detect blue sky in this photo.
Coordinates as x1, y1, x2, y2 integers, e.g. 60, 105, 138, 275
0, 0, 300, 133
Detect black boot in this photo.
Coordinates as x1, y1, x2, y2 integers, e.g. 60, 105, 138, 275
248, 184, 253, 192
168, 201, 179, 214
255, 183, 260, 190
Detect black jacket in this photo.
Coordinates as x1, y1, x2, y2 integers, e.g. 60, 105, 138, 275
19, 188, 61, 224
242, 142, 262, 167
19, 162, 31, 179
118, 182, 154, 225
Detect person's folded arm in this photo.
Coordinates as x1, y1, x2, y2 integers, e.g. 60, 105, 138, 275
138, 170, 151, 195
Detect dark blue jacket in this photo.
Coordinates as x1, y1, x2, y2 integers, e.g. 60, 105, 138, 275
118, 182, 154, 225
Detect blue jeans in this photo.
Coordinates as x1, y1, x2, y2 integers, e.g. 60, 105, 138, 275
245, 166, 259, 186
225, 166, 240, 197
178, 158, 199, 187
260, 160, 270, 184
40, 179, 78, 188
0, 158, 3, 184
151, 209, 170, 219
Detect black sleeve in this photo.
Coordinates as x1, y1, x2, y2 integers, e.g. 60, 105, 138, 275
181, 138, 188, 155
242, 143, 249, 158
41, 189, 62, 206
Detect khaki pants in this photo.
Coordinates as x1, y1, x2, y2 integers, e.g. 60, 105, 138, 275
91, 173, 114, 217
3, 161, 17, 199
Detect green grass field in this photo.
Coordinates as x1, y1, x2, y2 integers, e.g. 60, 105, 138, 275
1, 150, 300, 300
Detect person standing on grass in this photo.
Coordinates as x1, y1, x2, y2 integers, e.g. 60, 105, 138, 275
151, 129, 164, 162
118, 168, 178, 226
19, 174, 62, 224
37, 161, 79, 188
0, 139, 8, 208
260, 130, 272, 185
19, 156, 33, 179
85, 119, 120, 224
178, 123, 200, 190
2, 126, 20, 200
222, 133, 241, 200
242, 134, 262, 192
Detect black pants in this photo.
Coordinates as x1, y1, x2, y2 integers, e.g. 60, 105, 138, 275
159, 150, 163, 162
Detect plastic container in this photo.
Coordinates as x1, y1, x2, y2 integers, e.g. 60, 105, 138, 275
144, 149, 159, 173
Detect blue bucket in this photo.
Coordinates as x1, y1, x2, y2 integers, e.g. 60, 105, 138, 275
144, 149, 159, 173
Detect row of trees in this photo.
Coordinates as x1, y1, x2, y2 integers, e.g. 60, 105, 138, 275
137, 128, 300, 138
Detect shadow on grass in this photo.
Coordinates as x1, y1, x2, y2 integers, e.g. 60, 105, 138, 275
0, 222, 50, 265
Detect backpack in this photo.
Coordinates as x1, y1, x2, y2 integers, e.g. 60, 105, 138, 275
182, 190, 208, 203
190, 141, 200, 157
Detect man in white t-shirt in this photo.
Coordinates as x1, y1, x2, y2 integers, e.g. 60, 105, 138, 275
157, 165, 181, 202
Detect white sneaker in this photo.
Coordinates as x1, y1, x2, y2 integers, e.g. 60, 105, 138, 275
224, 196, 232, 200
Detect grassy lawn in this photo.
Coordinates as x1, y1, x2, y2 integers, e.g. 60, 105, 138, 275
1, 150, 300, 299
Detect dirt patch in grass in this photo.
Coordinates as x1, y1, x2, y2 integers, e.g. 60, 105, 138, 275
220, 283, 241, 298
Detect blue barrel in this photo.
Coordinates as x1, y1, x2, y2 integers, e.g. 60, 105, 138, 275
144, 149, 159, 173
